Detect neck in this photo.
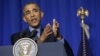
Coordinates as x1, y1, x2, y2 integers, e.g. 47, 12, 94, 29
31, 24, 40, 29
29, 25, 41, 32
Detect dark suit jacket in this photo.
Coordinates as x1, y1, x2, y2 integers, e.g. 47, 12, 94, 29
11, 28, 74, 56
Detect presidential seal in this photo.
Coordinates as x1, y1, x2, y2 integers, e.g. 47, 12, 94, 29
13, 38, 38, 56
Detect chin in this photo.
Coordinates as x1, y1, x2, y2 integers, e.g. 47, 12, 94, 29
31, 24, 40, 28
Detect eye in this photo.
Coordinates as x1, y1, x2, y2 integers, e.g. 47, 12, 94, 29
25, 10, 30, 15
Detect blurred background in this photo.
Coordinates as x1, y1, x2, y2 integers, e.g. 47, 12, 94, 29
0, 0, 100, 56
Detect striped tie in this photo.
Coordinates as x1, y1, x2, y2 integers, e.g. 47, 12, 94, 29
30, 30, 38, 42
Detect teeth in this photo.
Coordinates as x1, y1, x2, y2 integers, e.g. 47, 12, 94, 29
31, 18, 36, 22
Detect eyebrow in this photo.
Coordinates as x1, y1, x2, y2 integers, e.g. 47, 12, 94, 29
25, 8, 38, 12
33, 8, 37, 10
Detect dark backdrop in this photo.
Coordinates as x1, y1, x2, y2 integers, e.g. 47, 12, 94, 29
0, 0, 100, 56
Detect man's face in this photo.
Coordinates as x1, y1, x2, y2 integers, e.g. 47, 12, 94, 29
23, 4, 43, 28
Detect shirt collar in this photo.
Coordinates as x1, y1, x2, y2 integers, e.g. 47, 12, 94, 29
29, 26, 41, 32
29, 26, 41, 37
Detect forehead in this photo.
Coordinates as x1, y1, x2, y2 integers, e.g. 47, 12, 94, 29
24, 4, 39, 11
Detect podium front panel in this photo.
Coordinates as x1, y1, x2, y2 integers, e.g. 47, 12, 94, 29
0, 42, 67, 56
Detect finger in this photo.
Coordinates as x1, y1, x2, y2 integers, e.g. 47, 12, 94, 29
53, 18, 57, 26
47, 31, 52, 36
46, 23, 51, 27
56, 22, 59, 28
54, 19, 59, 26
45, 23, 52, 33
45, 23, 51, 30
53, 18, 56, 24
46, 23, 51, 30
46, 27, 52, 33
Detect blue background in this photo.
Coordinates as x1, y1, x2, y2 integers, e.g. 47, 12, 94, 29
0, 0, 100, 56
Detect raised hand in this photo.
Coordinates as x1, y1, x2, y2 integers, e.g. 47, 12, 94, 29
52, 19, 62, 40
39, 23, 52, 43
52, 19, 59, 37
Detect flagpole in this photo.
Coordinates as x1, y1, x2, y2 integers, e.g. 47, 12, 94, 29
77, 7, 89, 56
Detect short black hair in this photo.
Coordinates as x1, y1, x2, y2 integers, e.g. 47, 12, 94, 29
23, 2, 41, 15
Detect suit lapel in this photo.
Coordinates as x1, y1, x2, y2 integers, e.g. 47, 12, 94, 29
23, 29, 31, 38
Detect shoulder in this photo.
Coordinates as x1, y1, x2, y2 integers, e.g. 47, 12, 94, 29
11, 32, 21, 38
11, 29, 30, 38
10, 29, 30, 45
10, 32, 21, 45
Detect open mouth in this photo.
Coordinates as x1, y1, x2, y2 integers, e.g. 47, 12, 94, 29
31, 18, 37, 23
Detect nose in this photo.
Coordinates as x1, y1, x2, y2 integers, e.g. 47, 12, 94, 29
30, 12, 35, 17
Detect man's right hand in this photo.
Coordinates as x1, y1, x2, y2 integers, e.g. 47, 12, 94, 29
38, 23, 52, 43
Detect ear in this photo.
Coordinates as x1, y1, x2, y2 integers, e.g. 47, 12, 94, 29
41, 11, 44, 18
23, 16, 27, 22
